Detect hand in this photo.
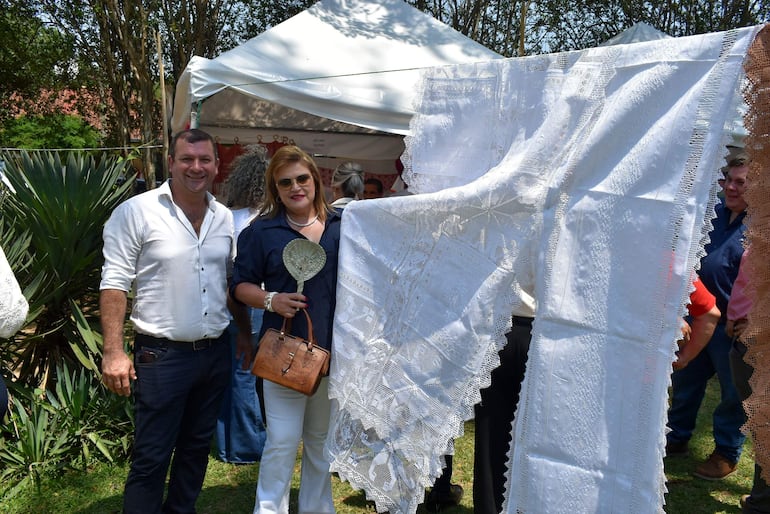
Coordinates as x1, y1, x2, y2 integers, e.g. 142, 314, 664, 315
271, 292, 307, 318
677, 321, 692, 348
101, 350, 136, 396
731, 318, 748, 341
235, 330, 255, 371
673, 321, 693, 371
673, 352, 689, 371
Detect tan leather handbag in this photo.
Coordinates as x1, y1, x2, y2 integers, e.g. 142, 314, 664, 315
251, 308, 330, 396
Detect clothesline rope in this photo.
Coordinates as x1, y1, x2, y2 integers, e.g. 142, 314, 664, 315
0, 144, 163, 153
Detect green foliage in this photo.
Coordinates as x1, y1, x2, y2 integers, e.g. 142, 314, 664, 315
45, 362, 134, 466
0, 1, 78, 120
0, 396, 69, 497
0, 150, 134, 388
0, 364, 133, 501
0, 114, 102, 150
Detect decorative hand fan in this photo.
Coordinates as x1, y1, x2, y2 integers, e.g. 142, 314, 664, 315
282, 239, 326, 294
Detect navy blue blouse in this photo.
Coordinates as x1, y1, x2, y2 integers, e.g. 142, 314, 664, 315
232, 209, 341, 350
698, 202, 746, 323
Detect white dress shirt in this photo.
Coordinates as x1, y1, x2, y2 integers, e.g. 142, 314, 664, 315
100, 180, 234, 341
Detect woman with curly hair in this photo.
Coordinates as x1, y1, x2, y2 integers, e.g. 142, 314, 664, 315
215, 144, 269, 464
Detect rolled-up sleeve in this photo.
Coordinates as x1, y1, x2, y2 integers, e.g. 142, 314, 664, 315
100, 202, 143, 292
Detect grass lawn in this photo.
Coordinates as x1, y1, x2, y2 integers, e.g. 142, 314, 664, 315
2, 378, 754, 513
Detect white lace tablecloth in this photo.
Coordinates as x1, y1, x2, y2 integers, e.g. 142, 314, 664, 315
0, 245, 28, 339
326, 26, 760, 514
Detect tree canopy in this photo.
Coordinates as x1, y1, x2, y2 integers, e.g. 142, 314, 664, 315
0, 1, 78, 121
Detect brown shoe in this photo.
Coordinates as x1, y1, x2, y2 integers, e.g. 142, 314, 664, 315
693, 451, 738, 480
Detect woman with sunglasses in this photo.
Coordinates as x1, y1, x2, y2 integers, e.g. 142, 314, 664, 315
232, 145, 341, 514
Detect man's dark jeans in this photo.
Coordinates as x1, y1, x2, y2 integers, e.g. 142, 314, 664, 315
123, 333, 230, 514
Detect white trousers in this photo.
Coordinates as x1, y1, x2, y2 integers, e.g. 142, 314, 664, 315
254, 377, 335, 514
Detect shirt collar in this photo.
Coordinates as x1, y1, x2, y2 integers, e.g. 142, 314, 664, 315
159, 179, 218, 213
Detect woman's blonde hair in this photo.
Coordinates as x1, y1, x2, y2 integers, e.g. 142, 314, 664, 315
260, 145, 332, 220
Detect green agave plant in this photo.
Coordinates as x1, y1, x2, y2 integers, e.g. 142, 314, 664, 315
0, 150, 135, 388
0, 363, 133, 499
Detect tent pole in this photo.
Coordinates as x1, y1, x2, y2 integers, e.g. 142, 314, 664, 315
157, 30, 169, 181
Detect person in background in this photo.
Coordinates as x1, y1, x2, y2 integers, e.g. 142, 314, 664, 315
389, 175, 411, 197
473, 302, 534, 513
100, 129, 248, 513
232, 145, 341, 514
330, 161, 365, 209
728, 249, 770, 514
215, 144, 268, 464
363, 177, 384, 199
673, 277, 721, 371
666, 151, 749, 480
0, 244, 29, 421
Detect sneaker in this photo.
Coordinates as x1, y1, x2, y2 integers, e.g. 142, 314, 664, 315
693, 451, 738, 480
665, 440, 689, 458
424, 484, 464, 512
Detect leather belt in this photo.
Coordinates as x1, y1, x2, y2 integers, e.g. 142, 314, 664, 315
135, 333, 223, 351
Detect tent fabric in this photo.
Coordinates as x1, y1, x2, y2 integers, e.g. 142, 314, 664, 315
171, 0, 502, 171
325, 25, 759, 514
598, 21, 671, 46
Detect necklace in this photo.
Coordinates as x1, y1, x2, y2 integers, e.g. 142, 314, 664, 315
286, 213, 319, 227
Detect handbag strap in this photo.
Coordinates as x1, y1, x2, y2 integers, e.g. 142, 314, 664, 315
279, 308, 316, 350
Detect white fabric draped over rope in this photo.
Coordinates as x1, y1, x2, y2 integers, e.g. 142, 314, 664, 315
325, 26, 761, 514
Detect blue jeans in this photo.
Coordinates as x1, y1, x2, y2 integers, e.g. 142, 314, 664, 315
123, 333, 230, 514
215, 312, 266, 464
667, 323, 746, 463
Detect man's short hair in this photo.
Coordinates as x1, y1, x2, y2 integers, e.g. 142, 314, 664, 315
364, 177, 384, 195
169, 129, 217, 160
721, 148, 749, 176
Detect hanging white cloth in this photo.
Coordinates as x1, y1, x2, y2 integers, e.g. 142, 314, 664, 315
325, 26, 761, 514
0, 245, 29, 339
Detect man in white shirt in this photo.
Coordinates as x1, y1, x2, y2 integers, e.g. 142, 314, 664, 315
100, 129, 244, 513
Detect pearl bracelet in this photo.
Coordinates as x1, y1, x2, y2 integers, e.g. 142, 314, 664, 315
264, 291, 277, 312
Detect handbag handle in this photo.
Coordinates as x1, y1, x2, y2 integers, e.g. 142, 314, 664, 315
278, 308, 319, 375
280, 308, 316, 351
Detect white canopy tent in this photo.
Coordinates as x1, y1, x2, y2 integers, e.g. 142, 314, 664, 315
599, 21, 671, 46
170, 0, 503, 174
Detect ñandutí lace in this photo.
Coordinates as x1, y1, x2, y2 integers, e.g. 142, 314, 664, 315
327, 26, 761, 514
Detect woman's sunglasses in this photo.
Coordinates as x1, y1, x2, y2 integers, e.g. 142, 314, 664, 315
276, 174, 313, 189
